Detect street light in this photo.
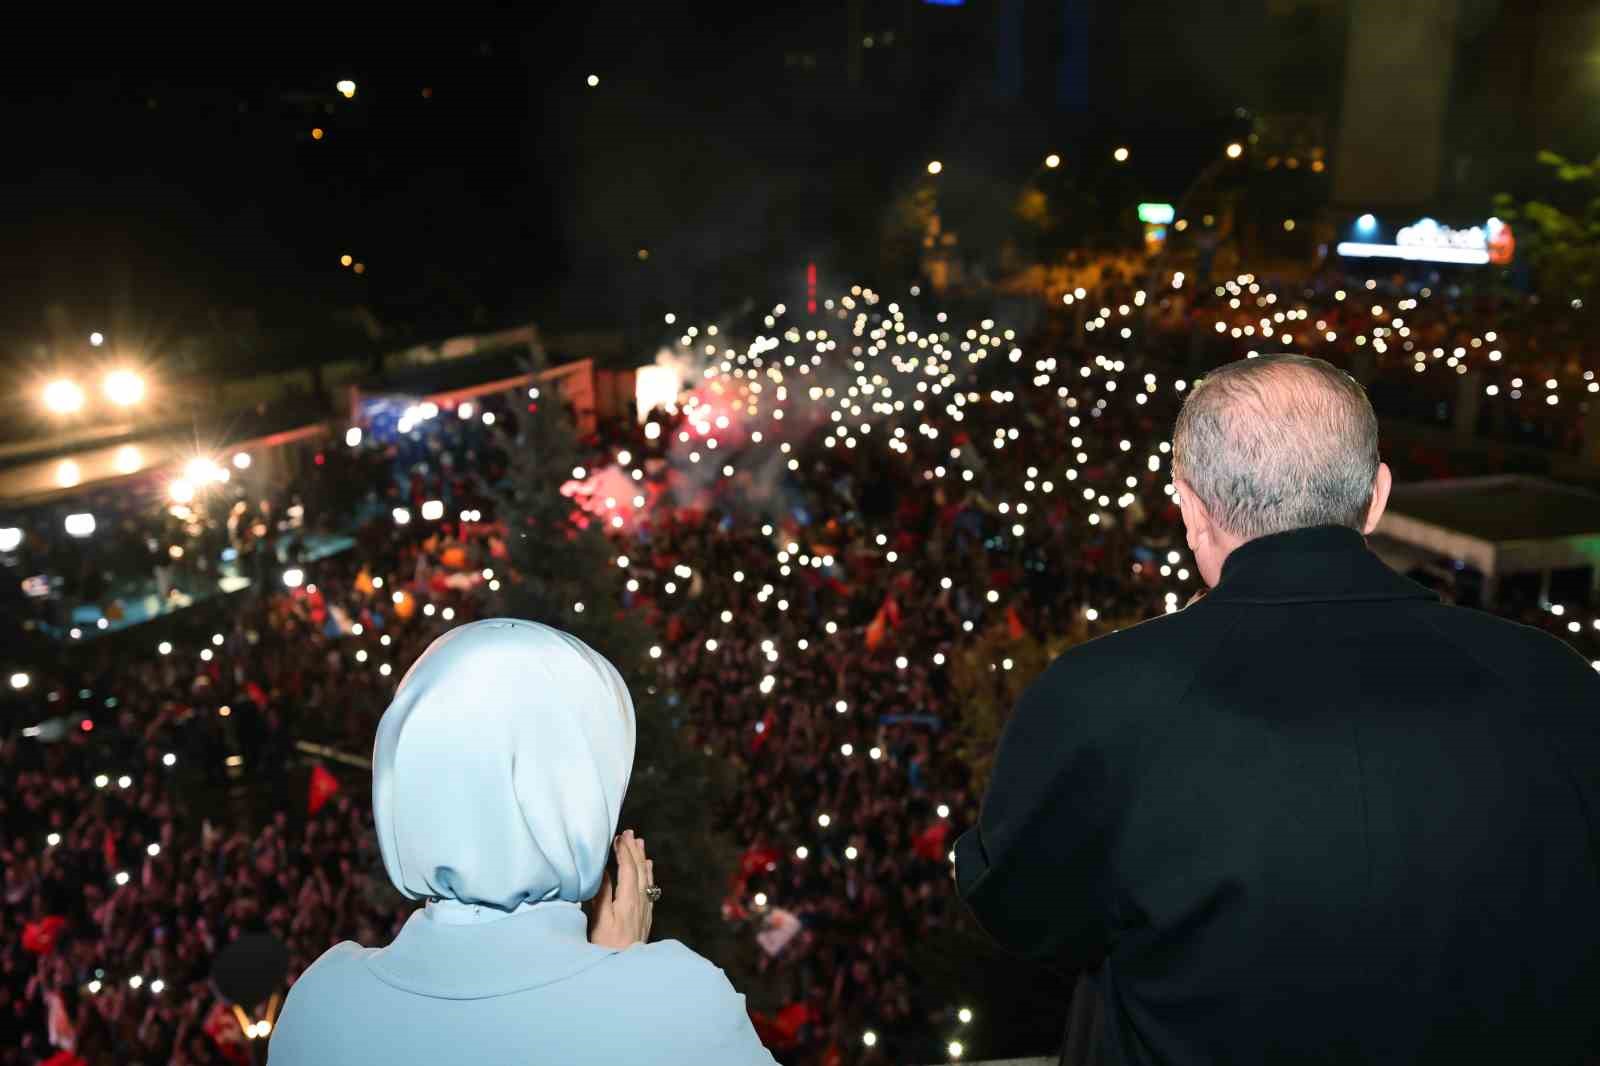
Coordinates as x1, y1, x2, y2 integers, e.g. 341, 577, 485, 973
336, 79, 356, 98
43, 379, 85, 414
103, 370, 145, 406
1226, 142, 1243, 159
1044, 153, 1061, 169
586, 74, 600, 87
89, 332, 104, 347
927, 160, 943, 175
1113, 146, 1130, 163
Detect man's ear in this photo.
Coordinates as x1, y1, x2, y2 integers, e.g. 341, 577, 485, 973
1174, 477, 1209, 552
1362, 462, 1393, 534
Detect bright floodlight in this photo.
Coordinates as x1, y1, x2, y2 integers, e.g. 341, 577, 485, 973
0, 528, 21, 552
635, 364, 682, 420
64, 513, 96, 538
336, 79, 356, 98
168, 479, 195, 504
103, 370, 145, 406
283, 567, 305, 588
43, 379, 85, 414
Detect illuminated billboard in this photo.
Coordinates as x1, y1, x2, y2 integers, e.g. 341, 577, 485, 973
1337, 216, 1514, 266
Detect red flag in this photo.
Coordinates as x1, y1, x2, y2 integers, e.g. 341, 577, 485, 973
865, 610, 887, 652
913, 821, 951, 862
307, 764, 340, 815
1006, 605, 1027, 641
22, 915, 66, 955
102, 829, 117, 871
881, 594, 903, 630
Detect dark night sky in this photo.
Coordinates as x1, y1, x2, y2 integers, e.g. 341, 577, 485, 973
0, 2, 1347, 371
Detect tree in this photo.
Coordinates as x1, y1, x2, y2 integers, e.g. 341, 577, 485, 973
1494, 151, 1600, 324
491, 355, 743, 976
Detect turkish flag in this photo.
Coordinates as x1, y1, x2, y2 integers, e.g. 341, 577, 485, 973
865, 610, 887, 652
881, 595, 903, 630
1006, 605, 1028, 641
22, 915, 66, 955
913, 821, 951, 862
307, 764, 340, 815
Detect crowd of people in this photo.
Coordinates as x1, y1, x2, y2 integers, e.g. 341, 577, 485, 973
2, 267, 1597, 1066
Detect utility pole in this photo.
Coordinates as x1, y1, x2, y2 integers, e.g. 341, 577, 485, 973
847, 0, 863, 87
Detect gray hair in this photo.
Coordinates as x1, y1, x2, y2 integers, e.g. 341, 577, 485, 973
1171, 354, 1379, 538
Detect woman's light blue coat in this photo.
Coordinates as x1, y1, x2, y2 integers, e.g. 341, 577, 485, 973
268, 620, 775, 1065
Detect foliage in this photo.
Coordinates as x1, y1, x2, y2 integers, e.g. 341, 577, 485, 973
492, 356, 742, 975
1494, 151, 1600, 321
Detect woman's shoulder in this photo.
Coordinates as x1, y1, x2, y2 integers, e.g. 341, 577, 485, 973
590, 941, 776, 1063
604, 938, 736, 997
279, 940, 378, 1013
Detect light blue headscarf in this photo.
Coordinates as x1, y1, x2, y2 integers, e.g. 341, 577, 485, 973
372, 619, 636, 913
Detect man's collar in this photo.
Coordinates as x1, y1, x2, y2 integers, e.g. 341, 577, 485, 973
1204, 524, 1438, 606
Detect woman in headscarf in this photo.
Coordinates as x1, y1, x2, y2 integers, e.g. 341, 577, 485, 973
269, 619, 775, 1065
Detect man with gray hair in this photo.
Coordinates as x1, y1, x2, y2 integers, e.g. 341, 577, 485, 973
956, 354, 1600, 1065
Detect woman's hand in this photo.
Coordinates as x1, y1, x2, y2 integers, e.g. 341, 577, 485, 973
586, 829, 655, 950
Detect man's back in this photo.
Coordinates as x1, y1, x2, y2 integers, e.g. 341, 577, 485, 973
956, 526, 1600, 1065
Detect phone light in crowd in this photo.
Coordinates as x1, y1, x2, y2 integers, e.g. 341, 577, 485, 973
0, 527, 20, 552
345, 426, 363, 447
753, 892, 768, 907
163, 752, 176, 766
64, 513, 96, 538
232, 452, 251, 470
958, 1007, 974, 1024
89, 331, 104, 346
169, 479, 195, 504
114, 445, 143, 474
336, 79, 356, 98
458, 402, 475, 419
146, 843, 160, 857
102, 370, 145, 406
282, 568, 305, 589
43, 379, 85, 414
9, 672, 28, 690
114, 871, 130, 886
1045, 153, 1061, 168
863, 1032, 878, 1048
948, 1040, 965, 1059
47, 832, 60, 847
1113, 146, 1130, 163
392, 507, 411, 525
1226, 142, 1243, 159
420, 499, 444, 521
927, 159, 943, 175
937, 803, 950, 818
